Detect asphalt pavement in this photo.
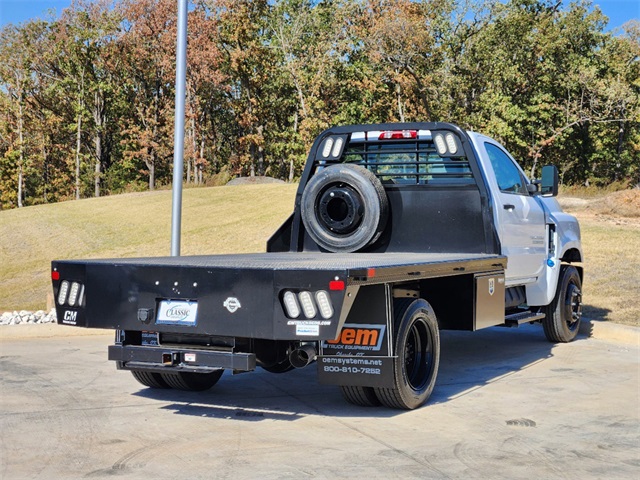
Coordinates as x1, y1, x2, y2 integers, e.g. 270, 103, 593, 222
1, 323, 638, 479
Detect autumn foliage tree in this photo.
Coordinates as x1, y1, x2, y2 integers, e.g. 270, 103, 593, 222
0, 0, 638, 209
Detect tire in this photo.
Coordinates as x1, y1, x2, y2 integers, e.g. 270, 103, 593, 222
261, 359, 295, 374
301, 163, 389, 252
542, 265, 583, 343
160, 370, 224, 391
375, 298, 440, 410
340, 385, 382, 407
130, 370, 171, 389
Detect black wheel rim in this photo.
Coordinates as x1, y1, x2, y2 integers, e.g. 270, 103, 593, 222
316, 183, 364, 234
564, 283, 582, 331
404, 318, 433, 391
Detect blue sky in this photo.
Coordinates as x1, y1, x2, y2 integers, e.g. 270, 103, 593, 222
0, 0, 638, 31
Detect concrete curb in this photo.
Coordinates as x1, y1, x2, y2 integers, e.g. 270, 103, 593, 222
579, 319, 639, 345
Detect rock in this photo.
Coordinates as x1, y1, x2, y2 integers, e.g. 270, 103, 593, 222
0, 309, 58, 326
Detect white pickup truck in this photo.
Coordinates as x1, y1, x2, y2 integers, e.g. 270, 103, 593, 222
52, 122, 583, 409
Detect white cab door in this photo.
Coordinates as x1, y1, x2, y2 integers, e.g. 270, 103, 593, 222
482, 141, 546, 285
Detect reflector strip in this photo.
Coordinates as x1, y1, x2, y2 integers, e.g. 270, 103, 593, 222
329, 280, 345, 291
367, 268, 376, 278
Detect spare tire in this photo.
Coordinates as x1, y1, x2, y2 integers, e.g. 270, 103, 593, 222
301, 164, 389, 252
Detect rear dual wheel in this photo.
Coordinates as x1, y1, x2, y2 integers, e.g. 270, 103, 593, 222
340, 298, 440, 410
130, 370, 223, 391
375, 299, 440, 410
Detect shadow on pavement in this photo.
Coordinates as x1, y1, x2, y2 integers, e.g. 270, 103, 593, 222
132, 323, 573, 420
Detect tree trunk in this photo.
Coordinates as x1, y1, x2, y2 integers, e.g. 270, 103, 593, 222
93, 90, 104, 198
148, 151, 156, 191
75, 112, 82, 200
199, 137, 205, 185
41, 133, 48, 203
395, 71, 404, 122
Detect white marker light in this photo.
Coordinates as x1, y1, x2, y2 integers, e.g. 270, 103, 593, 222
322, 138, 334, 158
445, 133, 458, 154
331, 137, 344, 158
434, 134, 447, 155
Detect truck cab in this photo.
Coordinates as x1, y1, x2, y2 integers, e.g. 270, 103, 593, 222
467, 132, 582, 308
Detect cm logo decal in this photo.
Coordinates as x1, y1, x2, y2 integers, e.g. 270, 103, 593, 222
325, 324, 386, 351
62, 310, 77, 325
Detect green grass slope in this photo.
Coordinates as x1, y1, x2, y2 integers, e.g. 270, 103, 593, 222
0, 183, 298, 311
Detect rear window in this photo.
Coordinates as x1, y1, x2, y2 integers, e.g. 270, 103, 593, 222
340, 140, 474, 185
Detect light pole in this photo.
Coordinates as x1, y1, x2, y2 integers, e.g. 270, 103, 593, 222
170, 0, 188, 256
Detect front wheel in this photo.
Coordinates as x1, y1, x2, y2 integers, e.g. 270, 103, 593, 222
543, 265, 583, 343
375, 298, 440, 410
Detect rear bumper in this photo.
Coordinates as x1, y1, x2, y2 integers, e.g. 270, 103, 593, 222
109, 345, 256, 373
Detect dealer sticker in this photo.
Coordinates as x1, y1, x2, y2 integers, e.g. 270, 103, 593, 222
296, 324, 319, 336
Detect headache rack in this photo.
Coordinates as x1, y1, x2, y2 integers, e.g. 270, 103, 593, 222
318, 138, 475, 186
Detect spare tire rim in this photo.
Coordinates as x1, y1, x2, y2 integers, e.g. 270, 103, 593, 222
317, 183, 364, 234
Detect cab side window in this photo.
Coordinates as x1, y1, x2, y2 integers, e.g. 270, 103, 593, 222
484, 143, 529, 195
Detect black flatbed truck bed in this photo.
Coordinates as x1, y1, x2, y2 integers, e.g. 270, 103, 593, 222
53, 251, 506, 338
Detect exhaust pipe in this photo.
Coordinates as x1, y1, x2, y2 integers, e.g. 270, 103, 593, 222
289, 344, 317, 369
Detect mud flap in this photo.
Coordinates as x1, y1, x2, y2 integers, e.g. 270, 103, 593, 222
317, 284, 396, 388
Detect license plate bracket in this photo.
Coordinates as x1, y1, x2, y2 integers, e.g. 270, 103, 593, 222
156, 300, 198, 326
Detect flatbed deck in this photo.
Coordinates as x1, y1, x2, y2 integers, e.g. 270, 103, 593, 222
59, 252, 506, 285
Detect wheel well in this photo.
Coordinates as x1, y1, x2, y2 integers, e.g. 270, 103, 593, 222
561, 248, 582, 263
561, 248, 583, 282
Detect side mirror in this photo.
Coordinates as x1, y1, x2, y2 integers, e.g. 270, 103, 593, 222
540, 165, 559, 197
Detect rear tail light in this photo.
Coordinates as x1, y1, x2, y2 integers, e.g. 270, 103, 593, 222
283, 291, 301, 319
56, 279, 85, 307
57, 280, 70, 305
67, 282, 83, 306
315, 291, 334, 319
298, 291, 317, 319
281, 288, 336, 320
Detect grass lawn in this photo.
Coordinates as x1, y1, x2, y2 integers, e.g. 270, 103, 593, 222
1, 184, 638, 326
560, 202, 640, 327
0, 183, 297, 312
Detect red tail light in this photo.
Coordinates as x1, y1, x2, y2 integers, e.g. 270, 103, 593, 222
379, 130, 417, 140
